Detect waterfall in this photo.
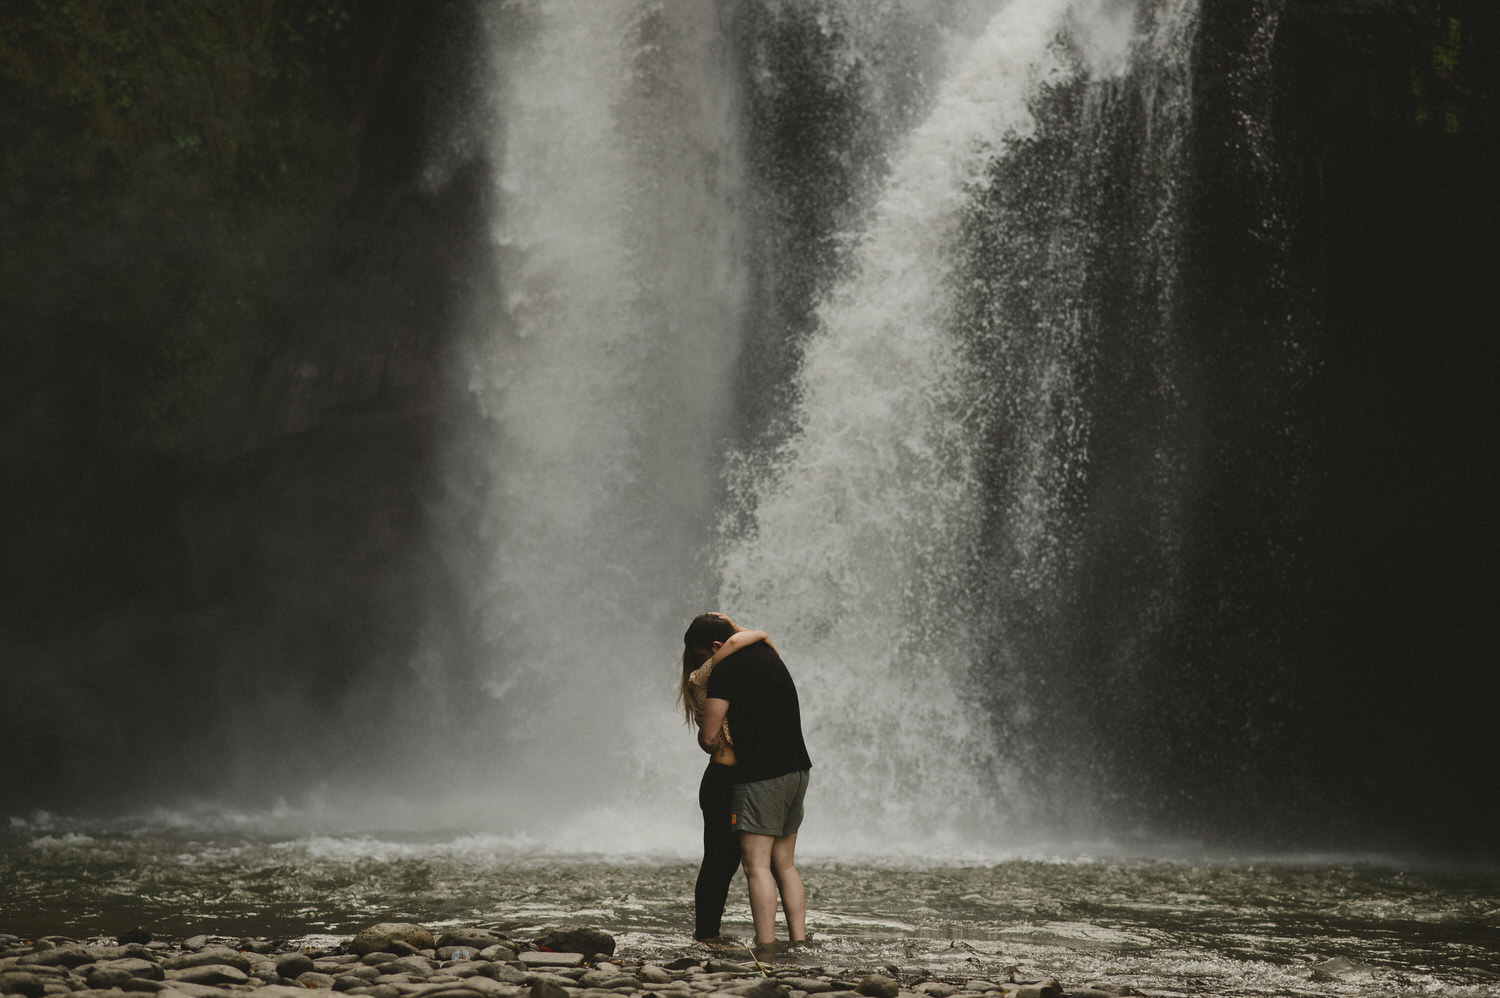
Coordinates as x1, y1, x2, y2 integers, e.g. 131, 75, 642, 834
457, 0, 1205, 851
462, 1, 750, 824
716, 0, 1202, 848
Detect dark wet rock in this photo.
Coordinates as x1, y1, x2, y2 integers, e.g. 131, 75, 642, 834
784, 979, 834, 995
528, 982, 569, 998
0, 971, 47, 998
353, 924, 436, 957
182, 936, 210, 951
116, 930, 153, 946
363, 987, 402, 998
532, 928, 613, 959
166, 964, 252, 986
638, 967, 673, 985
121, 980, 171, 993
477, 945, 518, 963
361, 953, 399, 967
276, 953, 316, 980
854, 977, 898, 998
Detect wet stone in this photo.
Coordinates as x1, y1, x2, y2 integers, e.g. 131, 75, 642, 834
354, 926, 437, 958
436, 932, 507, 952
250, 987, 316, 998
164, 948, 252, 974
472, 964, 527, 985
166, 964, 252, 986
298, 971, 338, 989
518, 954, 583, 969
276, 955, 316, 980
0, 971, 47, 998
383, 958, 437, 978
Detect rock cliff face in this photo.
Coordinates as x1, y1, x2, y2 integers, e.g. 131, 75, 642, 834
0, 0, 1495, 853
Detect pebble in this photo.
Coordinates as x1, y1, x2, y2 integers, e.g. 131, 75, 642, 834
0, 925, 1118, 998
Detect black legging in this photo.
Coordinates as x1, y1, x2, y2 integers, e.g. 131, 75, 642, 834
694, 761, 741, 939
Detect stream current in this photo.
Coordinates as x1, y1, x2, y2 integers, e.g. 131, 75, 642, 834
4, 819, 1497, 998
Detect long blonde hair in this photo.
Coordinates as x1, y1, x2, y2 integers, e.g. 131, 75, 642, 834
677, 611, 739, 723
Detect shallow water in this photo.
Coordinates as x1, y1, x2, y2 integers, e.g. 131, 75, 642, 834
3, 819, 1498, 998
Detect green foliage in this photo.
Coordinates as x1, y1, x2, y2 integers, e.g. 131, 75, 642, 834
1410, 5, 1470, 134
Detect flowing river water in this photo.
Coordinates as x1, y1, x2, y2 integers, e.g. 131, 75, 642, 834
4, 820, 1497, 998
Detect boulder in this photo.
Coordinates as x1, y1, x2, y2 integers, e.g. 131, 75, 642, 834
295, 971, 337, 989
518, 952, 583, 969
638, 967, 673, 985
0, 971, 46, 998
87, 959, 164, 989
380, 956, 436, 978
532, 928, 613, 958
276, 954, 316, 980
164, 947, 252, 974
165, 965, 252, 986
18, 945, 95, 969
352, 924, 436, 956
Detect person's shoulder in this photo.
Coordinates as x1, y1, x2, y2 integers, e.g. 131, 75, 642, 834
734, 640, 782, 667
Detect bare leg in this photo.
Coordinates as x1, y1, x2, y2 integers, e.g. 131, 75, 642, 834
739, 832, 778, 945
770, 832, 805, 941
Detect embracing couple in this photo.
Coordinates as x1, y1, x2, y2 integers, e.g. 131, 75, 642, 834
678, 612, 812, 951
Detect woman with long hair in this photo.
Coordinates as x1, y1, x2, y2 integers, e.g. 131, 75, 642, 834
679, 612, 766, 941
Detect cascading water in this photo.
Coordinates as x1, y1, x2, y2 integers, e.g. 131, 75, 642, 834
456, 0, 1211, 851
716, 0, 1202, 847
460, 1, 752, 829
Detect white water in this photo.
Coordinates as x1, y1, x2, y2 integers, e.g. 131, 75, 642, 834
716, 0, 1198, 850
448, 0, 1202, 855
463, 1, 750, 830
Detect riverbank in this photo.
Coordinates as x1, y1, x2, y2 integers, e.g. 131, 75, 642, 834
0, 924, 1125, 998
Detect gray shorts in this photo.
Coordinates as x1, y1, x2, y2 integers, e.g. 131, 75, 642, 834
730, 770, 810, 836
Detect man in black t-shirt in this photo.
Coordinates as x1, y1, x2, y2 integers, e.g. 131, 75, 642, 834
700, 640, 812, 949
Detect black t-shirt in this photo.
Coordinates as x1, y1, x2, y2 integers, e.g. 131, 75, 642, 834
705, 641, 813, 783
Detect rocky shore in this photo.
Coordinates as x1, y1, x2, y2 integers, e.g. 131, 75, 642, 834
0, 925, 1135, 998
